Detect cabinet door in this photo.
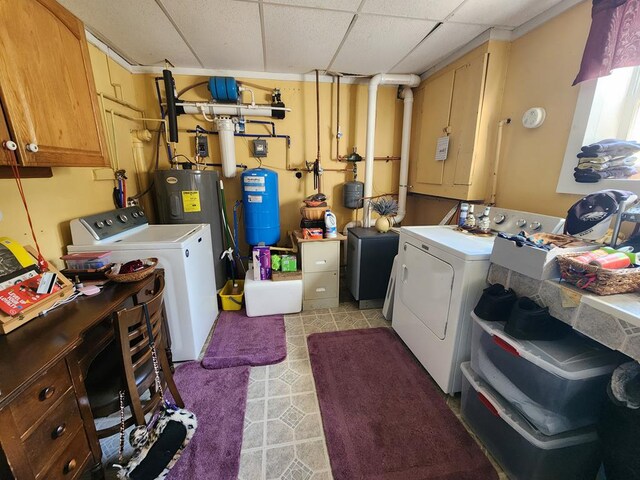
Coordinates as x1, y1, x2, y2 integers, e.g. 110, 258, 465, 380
415, 70, 454, 187
450, 54, 488, 186
0, 101, 17, 166
0, 0, 109, 167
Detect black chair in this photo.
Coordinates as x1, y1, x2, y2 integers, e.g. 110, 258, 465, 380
85, 272, 184, 438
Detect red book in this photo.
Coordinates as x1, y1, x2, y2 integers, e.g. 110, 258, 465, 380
0, 275, 60, 316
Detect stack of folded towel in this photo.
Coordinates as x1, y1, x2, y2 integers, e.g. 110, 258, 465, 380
574, 139, 640, 183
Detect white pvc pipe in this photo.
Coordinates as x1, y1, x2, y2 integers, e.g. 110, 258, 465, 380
183, 104, 274, 117
394, 86, 414, 225
363, 74, 420, 227
216, 116, 237, 178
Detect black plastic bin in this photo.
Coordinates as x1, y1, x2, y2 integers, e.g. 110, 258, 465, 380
599, 387, 640, 480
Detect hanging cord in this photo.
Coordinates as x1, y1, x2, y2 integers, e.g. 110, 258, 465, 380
8, 159, 48, 270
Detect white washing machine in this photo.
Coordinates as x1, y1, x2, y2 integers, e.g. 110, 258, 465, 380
68, 206, 218, 361
392, 207, 564, 394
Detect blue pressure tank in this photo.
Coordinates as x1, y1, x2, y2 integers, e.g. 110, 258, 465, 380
241, 168, 280, 246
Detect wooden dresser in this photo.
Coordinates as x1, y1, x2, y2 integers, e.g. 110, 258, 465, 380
0, 275, 163, 479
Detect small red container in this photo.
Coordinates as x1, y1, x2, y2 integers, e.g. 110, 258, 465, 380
590, 253, 631, 269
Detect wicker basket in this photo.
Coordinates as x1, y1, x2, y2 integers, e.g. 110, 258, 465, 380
556, 252, 640, 295
300, 206, 328, 221
106, 258, 158, 283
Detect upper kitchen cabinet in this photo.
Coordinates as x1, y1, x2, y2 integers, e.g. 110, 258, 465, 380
0, 0, 109, 167
409, 41, 510, 201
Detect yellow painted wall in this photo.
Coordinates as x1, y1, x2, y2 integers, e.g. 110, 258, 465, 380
0, 45, 154, 267
0, 41, 403, 265
406, 1, 591, 224
156, 74, 403, 246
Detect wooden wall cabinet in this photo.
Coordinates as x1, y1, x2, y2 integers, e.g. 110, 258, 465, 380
0, 0, 109, 168
408, 41, 510, 201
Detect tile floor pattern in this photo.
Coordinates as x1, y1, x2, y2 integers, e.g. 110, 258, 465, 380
238, 303, 507, 480
238, 304, 387, 480
86, 302, 506, 480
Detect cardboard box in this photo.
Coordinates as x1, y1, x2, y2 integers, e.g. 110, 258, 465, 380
490, 235, 597, 280
252, 246, 271, 280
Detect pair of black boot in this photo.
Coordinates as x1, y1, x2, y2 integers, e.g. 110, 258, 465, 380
474, 284, 570, 341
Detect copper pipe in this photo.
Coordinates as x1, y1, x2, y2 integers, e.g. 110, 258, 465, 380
334, 155, 401, 162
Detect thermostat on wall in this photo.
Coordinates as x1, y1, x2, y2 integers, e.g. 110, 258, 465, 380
522, 107, 546, 128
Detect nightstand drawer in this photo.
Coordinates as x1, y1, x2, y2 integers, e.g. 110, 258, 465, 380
303, 242, 339, 273
40, 429, 91, 480
11, 360, 72, 434
304, 271, 338, 300
25, 390, 83, 475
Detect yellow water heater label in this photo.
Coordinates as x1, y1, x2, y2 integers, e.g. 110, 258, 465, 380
182, 191, 201, 213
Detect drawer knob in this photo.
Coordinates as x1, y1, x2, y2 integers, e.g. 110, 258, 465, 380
63, 459, 77, 474
52, 423, 67, 439
25, 142, 39, 153
39, 386, 55, 401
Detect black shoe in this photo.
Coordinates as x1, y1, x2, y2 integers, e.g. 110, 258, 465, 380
474, 283, 517, 321
505, 297, 571, 340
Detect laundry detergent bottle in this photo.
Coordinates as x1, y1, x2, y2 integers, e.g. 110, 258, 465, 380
325, 210, 337, 238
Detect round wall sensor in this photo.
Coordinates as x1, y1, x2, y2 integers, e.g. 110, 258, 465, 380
522, 107, 546, 128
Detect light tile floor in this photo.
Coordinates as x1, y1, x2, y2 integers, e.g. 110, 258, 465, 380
238, 302, 507, 480
87, 301, 506, 480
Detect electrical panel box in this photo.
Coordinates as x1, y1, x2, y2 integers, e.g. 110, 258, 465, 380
253, 139, 268, 157
196, 135, 209, 157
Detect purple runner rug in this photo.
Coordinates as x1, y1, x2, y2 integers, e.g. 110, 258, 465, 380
202, 309, 287, 369
167, 362, 249, 480
308, 328, 498, 480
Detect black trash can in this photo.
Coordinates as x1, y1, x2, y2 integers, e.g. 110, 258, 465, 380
598, 362, 640, 480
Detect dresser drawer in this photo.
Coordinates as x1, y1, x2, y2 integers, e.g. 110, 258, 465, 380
302, 241, 339, 273
304, 271, 338, 300
25, 390, 83, 475
10, 360, 73, 434
40, 429, 91, 480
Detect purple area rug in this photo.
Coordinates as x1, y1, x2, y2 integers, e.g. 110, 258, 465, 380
166, 362, 249, 480
202, 309, 286, 369
308, 328, 498, 480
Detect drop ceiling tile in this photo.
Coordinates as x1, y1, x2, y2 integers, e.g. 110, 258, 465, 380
158, 0, 263, 71
263, 0, 361, 12
263, 4, 354, 73
360, 0, 466, 21
331, 15, 437, 75
57, 0, 199, 67
390, 22, 487, 74
449, 0, 564, 28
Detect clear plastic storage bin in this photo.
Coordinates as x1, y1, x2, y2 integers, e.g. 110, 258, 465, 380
461, 363, 601, 480
470, 312, 621, 435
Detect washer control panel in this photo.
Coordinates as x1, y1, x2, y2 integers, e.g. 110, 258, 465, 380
74, 207, 147, 241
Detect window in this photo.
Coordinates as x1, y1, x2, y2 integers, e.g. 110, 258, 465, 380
557, 65, 640, 195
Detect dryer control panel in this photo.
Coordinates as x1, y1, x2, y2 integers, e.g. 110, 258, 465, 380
71, 207, 148, 242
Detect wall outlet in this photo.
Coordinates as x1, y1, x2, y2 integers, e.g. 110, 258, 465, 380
93, 168, 114, 181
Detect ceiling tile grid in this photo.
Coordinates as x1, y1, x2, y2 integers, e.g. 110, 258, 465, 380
330, 14, 437, 74
158, 0, 264, 71
448, 0, 565, 28
59, 0, 574, 75
57, 0, 199, 67
262, 3, 354, 73
360, 0, 466, 21
391, 22, 488, 74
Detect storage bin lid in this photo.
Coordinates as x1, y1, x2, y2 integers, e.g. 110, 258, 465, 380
461, 363, 599, 449
472, 312, 621, 380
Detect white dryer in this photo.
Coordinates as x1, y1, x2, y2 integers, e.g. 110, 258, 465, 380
68, 207, 218, 362
392, 207, 564, 394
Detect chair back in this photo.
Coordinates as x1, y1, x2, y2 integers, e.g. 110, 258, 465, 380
114, 273, 166, 405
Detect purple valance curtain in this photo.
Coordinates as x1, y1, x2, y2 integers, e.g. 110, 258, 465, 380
574, 0, 640, 85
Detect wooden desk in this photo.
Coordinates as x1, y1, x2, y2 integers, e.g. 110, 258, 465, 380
0, 275, 160, 480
